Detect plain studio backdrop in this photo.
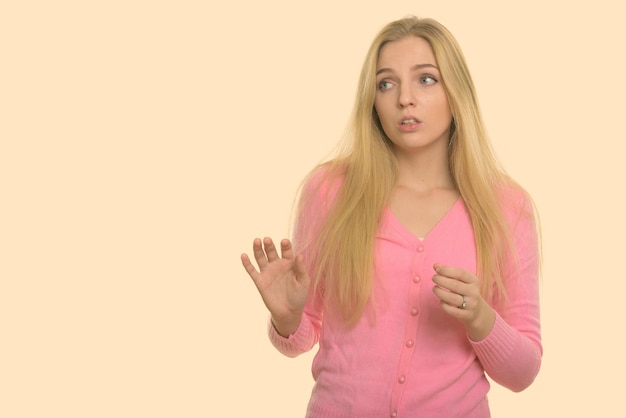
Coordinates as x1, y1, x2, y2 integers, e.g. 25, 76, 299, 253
1, 1, 624, 416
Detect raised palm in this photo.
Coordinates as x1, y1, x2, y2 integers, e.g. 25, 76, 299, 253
241, 237, 310, 333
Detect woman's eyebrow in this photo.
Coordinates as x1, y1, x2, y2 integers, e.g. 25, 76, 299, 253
376, 63, 439, 75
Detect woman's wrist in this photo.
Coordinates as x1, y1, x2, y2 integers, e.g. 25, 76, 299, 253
466, 303, 496, 342
271, 314, 303, 338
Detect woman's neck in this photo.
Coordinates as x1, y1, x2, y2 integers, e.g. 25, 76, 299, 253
393, 143, 455, 193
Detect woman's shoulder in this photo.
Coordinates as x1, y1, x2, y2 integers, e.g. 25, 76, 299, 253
301, 161, 346, 201
293, 162, 346, 247
495, 179, 536, 225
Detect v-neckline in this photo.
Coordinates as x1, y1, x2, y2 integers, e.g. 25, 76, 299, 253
382, 196, 463, 245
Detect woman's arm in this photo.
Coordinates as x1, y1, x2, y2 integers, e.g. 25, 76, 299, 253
432, 193, 542, 391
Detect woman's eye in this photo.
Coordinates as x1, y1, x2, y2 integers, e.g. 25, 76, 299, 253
378, 81, 393, 91
420, 75, 437, 85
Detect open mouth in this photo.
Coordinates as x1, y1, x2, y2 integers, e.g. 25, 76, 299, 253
400, 118, 419, 125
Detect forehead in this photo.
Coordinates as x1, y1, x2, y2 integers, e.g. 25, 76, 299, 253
377, 36, 437, 69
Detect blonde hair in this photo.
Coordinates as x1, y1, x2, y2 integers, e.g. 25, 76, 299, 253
298, 16, 531, 326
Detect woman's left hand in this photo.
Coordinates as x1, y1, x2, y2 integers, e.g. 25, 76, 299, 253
431, 263, 496, 341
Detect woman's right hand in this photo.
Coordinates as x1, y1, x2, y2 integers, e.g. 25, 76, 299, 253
241, 237, 310, 337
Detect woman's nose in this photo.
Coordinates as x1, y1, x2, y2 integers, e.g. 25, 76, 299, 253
398, 85, 416, 107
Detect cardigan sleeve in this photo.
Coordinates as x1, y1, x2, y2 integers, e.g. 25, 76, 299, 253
267, 296, 323, 357
470, 192, 542, 392
267, 167, 335, 357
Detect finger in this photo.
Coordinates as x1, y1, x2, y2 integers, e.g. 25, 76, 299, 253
241, 253, 260, 281
280, 239, 294, 260
252, 238, 268, 269
432, 274, 467, 295
263, 237, 280, 262
433, 264, 476, 284
439, 299, 469, 316
432, 285, 466, 309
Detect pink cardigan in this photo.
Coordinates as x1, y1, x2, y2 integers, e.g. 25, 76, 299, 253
269, 176, 542, 418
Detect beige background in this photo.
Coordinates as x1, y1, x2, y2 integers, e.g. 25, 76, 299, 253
2, 0, 624, 416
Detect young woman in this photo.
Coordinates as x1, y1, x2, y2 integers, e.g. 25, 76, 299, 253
241, 16, 541, 418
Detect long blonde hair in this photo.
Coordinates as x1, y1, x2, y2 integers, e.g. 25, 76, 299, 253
298, 16, 529, 326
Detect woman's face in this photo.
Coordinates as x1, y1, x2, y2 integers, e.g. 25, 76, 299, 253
374, 36, 452, 155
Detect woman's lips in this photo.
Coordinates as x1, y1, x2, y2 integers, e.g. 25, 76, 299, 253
398, 116, 422, 131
